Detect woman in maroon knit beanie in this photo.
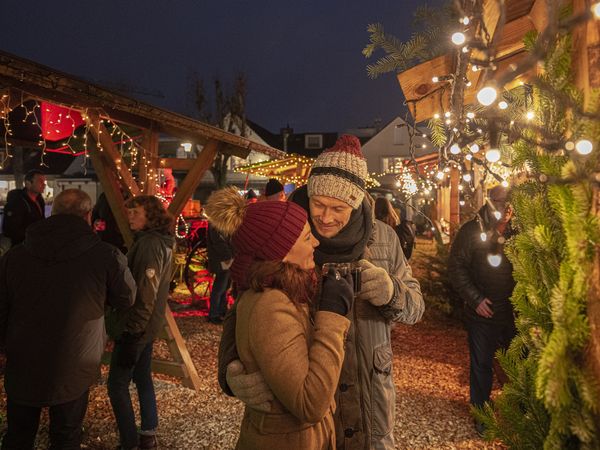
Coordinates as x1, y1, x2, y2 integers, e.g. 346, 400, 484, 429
204, 187, 353, 450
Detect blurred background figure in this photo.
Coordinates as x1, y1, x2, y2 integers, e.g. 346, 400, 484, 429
206, 222, 233, 324
244, 189, 258, 204
263, 178, 286, 201
374, 197, 416, 260
92, 190, 129, 254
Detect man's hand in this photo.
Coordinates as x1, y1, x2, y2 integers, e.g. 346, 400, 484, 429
357, 259, 393, 306
226, 360, 274, 412
476, 298, 494, 318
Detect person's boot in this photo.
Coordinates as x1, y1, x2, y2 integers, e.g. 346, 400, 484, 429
138, 433, 158, 449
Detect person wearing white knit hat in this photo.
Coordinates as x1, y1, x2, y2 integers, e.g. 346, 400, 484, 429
219, 134, 425, 450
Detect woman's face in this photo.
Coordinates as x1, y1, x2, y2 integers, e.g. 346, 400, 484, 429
283, 222, 319, 270
127, 206, 148, 231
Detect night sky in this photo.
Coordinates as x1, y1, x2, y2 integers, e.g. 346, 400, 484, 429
1, 0, 443, 134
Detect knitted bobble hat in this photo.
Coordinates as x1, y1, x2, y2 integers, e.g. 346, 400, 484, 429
307, 134, 368, 209
204, 186, 307, 288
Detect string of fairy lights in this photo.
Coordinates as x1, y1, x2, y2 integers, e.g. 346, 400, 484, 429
0, 94, 164, 195
385, 0, 599, 210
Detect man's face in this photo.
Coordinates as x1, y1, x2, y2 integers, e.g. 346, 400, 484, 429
309, 195, 353, 238
127, 206, 148, 231
490, 197, 513, 224
26, 174, 46, 195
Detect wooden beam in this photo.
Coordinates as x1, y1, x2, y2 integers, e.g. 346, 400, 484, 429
141, 131, 159, 194
88, 144, 134, 249
85, 111, 141, 197
168, 139, 219, 217
159, 158, 197, 172
161, 308, 202, 390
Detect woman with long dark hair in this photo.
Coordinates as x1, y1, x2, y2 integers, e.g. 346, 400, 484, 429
205, 187, 353, 450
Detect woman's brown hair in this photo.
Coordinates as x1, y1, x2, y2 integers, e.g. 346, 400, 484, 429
374, 197, 399, 228
126, 195, 174, 235
248, 260, 318, 307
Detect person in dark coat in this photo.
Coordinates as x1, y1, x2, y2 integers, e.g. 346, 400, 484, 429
448, 185, 517, 435
2, 169, 46, 247
107, 195, 175, 450
206, 223, 233, 324
263, 178, 286, 201
374, 197, 416, 260
0, 188, 136, 450
92, 191, 128, 254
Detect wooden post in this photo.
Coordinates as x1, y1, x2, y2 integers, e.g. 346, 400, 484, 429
449, 166, 461, 236
168, 139, 220, 217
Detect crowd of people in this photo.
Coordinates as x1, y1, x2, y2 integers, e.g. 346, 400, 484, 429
0, 134, 517, 449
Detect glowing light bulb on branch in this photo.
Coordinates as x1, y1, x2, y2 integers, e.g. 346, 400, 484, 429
485, 148, 501, 162
526, 110, 535, 120
498, 101, 508, 110
477, 86, 498, 106
501, 180, 509, 187
487, 254, 502, 267
451, 32, 466, 45
465, 154, 473, 161
480, 233, 487, 242
469, 143, 480, 153
436, 171, 445, 180
463, 173, 472, 182
460, 16, 470, 25
575, 139, 593, 155
466, 112, 475, 119
450, 144, 461, 154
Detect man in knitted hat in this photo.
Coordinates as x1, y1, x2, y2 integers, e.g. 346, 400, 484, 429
218, 134, 424, 449
263, 178, 286, 201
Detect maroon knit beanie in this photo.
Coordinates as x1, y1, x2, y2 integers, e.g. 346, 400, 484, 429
230, 200, 307, 288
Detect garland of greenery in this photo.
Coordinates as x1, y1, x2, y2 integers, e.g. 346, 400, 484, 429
475, 32, 600, 449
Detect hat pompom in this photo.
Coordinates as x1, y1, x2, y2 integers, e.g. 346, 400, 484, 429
204, 186, 247, 237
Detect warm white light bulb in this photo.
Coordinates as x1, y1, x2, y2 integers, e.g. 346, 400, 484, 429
462, 46, 469, 53
445, 111, 451, 118
493, 211, 502, 220
469, 143, 480, 153
432, 76, 439, 83
450, 144, 461, 154
466, 112, 475, 119
526, 110, 535, 120
485, 148, 501, 162
459, 200, 465, 206
434, 113, 440, 119
471, 65, 479, 72
452, 32, 466, 45
498, 101, 508, 110
592, 2, 600, 18
461, 16, 470, 25
463, 173, 472, 182
575, 139, 593, 155
480, 233, 487, 242
466, 154, 473, 161
477, 86, 498, 106
501, 180, 509, 187
487, 254, 502, 267
436, 171, 445, 180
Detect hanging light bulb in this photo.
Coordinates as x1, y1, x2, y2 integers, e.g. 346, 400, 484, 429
463, 173, 472, 182
565, 141, 575, 151
592, 2, 600, 18
498, 101, 508, 110
526, 110, 535, 120
432, 76, 439, 83
459, 200, 465, 206
485, 148, 501, 162
477, 86, 498, 106
471, 65, 479, 72
466, 112, 475, 119
461, 16, 470, 25
493, 211, 502, 220
480, 233, 487, 242
501, 180, 509, 187
451, 32, 466, 45
487, 254, 502, 267
436, 171, 445, 180
434, 113, 440, 119
469, 143, 480, 153
575, 139, 593, 155
450, 144, 461, 154
444, 111, 452, 118
462, 46, 469, 53
465, 153, 473, 161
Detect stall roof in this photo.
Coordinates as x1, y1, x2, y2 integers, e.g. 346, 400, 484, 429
0, 50, 286, 160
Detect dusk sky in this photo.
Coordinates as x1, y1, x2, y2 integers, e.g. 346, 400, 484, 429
1, 0, 443, 134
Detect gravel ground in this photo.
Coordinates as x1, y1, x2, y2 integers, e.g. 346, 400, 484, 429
0, 239, 506, 449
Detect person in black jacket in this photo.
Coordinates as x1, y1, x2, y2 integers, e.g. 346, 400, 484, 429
374, 196, 416, 260
107, 195, 175, 450
448, 185, 517, 435
2, 169, 46, 247
0, 188, 136, 450
206, 223, 233, 324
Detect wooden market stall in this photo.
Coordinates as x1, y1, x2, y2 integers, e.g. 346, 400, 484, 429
0, 50, 286, 390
